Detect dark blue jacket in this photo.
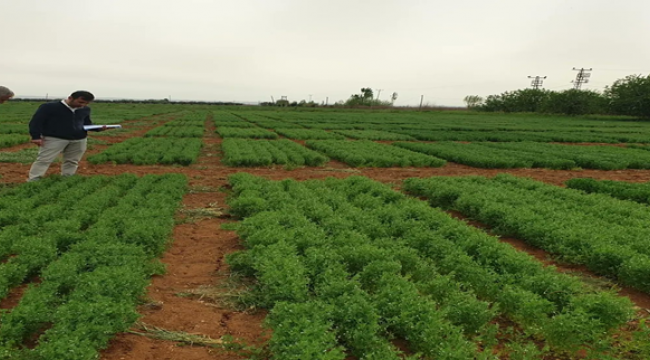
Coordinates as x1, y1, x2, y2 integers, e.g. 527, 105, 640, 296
29, 101, 93, 140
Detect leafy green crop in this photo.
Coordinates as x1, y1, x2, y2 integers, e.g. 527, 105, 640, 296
566, 178, 650, 204
222, 139, 328, 167
404, 174, 650, 293
306, 140, 445, 167
225, 173, 634, 358
217, 127, 278, 139
88, 138, 202, 165
0, 174, 186, 359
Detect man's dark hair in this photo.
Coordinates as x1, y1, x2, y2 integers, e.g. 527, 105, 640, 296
70, 90, 95, 101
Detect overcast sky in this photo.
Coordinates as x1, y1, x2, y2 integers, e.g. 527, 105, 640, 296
1, 0, 649, 106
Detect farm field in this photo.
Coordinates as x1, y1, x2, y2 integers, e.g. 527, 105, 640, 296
1, 102, 650, 359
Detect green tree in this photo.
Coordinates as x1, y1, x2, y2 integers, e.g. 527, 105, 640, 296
343, 87, 391, 107
604, 74, 650, 118
540, 89, 606, 115
463, 95, 484, 109
480, 89, 550, 112
360, 87, 374, 102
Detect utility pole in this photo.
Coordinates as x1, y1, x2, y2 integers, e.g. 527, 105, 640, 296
271, 96, 275, 103
375, 89, 383, 100
528, 76, 547, 89
572, 67, 592, 89
45, 93, 48, 100
308, 94, 313, 102
325, 97, 328, 106
419, 95, 424, 111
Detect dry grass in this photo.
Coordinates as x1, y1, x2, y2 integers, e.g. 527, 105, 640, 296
129, 322, 223, 346
177, 203, 225, 223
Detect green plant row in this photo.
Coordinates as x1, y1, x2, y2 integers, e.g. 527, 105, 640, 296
393, 130, 650, 143
403, 174, 650, 293
395, 141, 650, 170
274, 129, 346, 140
225, 174, 633, 359
0, 174, 187, 360
144, 125, 204, 137
219, 111, 650, 143
0, 176, 120, 299
0, 148, 42, 164
214, 121, 256, 128
483, 142, 650, 170
221, 139, 328, 167
213, 111, 252, 121
628, 144, 650, 152
305, 140, 446, 167
213, 112, 256, 128
250, 120, 302, 129
143, 112, 207, 136
565, 178, 650, 205
260, 111, 431, 127
254, 111, 648, 133
0, 124, 27, 135
299, 122, 366, 130
158, 120, 206, 127
87, 137, 202, 165
91, 104, 181, 122
394, 141, 574, 169
0, 116, 26, 123
392, 124, 647, 134
216, 127, 278, 139
232, 112, 302, 129
0, 134, 29, 149
163, 111, 208, 124
332, 130, 416, 141
213, 111, 263, 128
226, 175, 475, 359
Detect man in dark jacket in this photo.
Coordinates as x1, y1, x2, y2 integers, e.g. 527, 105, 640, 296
28, 90, 104, 181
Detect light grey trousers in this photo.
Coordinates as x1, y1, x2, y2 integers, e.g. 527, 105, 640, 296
28, 136, 87, 181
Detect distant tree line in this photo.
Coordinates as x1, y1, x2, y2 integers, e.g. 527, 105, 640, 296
11, 98, 244, 106
262, 88, 399, 108
470, 74, 650, 118
260, 99, 320, 107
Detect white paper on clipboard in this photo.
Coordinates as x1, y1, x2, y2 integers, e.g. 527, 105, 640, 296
83, 125, 122, 131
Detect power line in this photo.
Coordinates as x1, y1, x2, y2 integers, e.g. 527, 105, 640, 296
572, 67, 593, 89
527, 76, 547, 89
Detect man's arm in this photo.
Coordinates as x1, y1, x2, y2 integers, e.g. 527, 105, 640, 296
83, 108, 109, 131
86, 108, 116, 132
29, 104, 49, 144
83, 108, 93, 125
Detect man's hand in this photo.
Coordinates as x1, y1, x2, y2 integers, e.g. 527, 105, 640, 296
31, 139, 43, 147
